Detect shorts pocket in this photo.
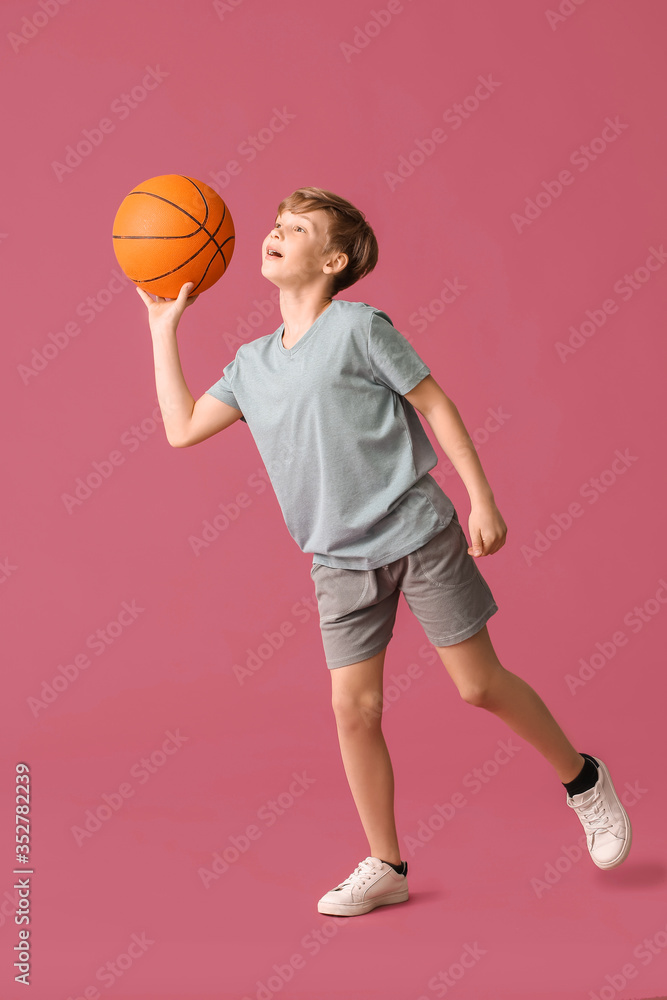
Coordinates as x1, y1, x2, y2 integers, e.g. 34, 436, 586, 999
414, 518, 476, 591
312, 565, 372, 623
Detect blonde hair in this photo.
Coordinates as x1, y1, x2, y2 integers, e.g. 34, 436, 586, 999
275, 186, 378, 295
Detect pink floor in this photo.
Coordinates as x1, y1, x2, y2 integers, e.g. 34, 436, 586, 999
2, 1, 666, 998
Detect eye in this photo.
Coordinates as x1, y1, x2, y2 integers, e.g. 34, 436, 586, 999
273, 221, 305, 232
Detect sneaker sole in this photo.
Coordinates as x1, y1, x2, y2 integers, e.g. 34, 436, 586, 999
590, 758, 633, 870
317, 885, 409, 916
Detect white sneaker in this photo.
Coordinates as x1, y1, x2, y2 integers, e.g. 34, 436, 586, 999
566, 756, 632, 869
317, 856, 409, 916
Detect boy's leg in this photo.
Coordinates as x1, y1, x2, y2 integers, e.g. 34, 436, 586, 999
329, 646, 402, 865
433, 625, 585, 783
433, 623, 632, 869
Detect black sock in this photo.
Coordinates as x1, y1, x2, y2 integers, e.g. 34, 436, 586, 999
381, 859, 408, 876
563, 753, 599, 797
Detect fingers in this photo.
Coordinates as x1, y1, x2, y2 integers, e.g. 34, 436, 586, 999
469, 531, 492, 557
136, 286, 160, 305
469, 533, 506, 557
136, 283, 195, 307
470, 528, 484, 557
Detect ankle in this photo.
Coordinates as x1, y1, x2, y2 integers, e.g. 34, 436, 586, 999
380, 858, 407, 875
373, 852, 401, 866
558, 753, 587, 784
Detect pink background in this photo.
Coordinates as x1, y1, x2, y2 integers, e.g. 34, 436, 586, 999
2, 1, 666, 998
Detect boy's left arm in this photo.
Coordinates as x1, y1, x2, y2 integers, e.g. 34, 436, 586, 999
404, 375, 507, 558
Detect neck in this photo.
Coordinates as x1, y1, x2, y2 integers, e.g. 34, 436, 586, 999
279, 288, 333, 341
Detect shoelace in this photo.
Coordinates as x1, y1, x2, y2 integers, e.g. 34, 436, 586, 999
569, 788, 617, 841
334, 857, 381, 890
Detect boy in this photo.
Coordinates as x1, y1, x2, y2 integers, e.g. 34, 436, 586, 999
137, 186, 632, 918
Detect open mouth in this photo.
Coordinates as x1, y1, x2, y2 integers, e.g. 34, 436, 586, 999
265, 247, 283, 259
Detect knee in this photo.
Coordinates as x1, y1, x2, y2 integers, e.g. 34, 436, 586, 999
460, 685, 494, 709
332, 692, 384, 732
458, 668, 506, 709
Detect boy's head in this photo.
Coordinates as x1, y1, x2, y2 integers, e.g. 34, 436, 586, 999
262, 187, 378, 297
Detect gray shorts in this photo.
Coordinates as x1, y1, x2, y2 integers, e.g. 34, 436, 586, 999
310, 510, 499, 669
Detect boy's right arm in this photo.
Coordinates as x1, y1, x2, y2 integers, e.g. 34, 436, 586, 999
137, 282, 244, 448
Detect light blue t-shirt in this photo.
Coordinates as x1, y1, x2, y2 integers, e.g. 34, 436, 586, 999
205, 298, 454, 570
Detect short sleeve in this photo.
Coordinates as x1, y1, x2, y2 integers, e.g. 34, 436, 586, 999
368, 309, 430, 395
205, 356, 246, 423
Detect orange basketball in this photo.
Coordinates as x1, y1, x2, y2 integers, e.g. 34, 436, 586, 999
112, 174, 235, 298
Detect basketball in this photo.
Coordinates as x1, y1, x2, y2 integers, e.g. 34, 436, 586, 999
112, 174, 235, 298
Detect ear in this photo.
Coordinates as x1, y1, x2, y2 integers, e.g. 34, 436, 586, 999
324, 252, 348, 275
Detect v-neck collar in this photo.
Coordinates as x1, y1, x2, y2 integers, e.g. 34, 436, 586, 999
277, 300, 337, 356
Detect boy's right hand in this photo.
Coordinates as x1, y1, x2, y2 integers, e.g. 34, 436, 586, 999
136, 281, 199, 333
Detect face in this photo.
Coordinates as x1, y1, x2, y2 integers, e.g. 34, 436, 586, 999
261, 208, 343, 287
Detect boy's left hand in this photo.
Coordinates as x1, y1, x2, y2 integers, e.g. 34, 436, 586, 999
467, 500, 507, 557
